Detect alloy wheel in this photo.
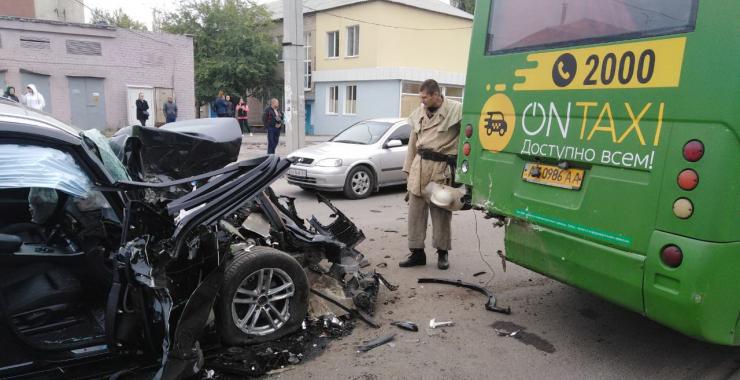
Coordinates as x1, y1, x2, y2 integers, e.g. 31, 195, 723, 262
231, 267, 295, 336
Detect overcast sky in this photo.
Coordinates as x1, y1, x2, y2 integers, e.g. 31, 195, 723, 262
82, 0, 452, 30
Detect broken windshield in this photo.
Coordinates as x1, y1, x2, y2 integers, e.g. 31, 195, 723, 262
81, 129, 131, 182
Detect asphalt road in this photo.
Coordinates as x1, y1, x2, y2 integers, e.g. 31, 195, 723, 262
239, 144, 740, 380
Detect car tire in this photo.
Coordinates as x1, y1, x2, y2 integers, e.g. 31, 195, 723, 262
343, 165, 374, 199
216, 246, 309, 346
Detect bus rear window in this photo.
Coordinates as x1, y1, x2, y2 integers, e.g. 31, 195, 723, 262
486, 0, 698, 54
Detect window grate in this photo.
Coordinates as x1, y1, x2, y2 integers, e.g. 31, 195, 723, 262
20, 36, 50, 49
66, 40, 102, 56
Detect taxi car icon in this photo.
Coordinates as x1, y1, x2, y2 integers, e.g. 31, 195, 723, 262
485, 111, 507, 136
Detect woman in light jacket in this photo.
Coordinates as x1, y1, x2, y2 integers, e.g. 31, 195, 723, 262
23, 84, 45, 111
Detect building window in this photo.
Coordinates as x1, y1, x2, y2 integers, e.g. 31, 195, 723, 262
400, 81, 421, 117
444, 86, 464, 103
327, 31, 339, 58
346, 25, 359, 57
304, 32, 312, 90
344, 85, 357, 114
327, 85, 339, 114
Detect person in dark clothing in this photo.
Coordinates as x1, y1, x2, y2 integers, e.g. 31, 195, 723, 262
225, 95, 234, 117
262, 98, 282, 155
3, 86, 19, 102
213, 91, 228, 117
163, 96, 178, 123
236, 98, 251, 135
135, 93, 149, 126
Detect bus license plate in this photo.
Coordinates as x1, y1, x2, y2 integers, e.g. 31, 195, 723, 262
288, 168, 307, 177
522, 163, 584, 190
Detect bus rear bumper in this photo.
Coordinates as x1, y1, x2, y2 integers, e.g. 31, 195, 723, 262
505, 221, 740, 345
504, 219, 645, 315
644, 231, 740, 346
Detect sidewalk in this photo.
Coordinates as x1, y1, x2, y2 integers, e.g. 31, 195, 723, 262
239, 133, 332, 159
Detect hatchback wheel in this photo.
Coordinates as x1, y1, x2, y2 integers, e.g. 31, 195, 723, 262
216, 247, 308, 345
343, 166, 374, 199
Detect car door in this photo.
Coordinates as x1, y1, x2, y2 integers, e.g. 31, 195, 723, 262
378, 123, 411, 186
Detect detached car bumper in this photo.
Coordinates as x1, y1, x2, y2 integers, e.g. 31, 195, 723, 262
286, 164, 347, 191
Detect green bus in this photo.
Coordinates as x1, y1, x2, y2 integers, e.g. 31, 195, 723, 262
457, 0, 739, 345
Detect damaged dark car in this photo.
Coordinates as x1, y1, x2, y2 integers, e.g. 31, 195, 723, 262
0, 100, 387, 379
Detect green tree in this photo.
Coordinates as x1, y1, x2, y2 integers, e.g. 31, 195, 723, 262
450, 0, 475, 15
91, 8, 148, 31
159, 0, 281, 108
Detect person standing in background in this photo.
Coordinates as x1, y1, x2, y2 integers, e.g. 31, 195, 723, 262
3, 86, 19, 102
225, 95, 235, 118
163, 96, 178, 123
135, 93, 149, 126
236, 98, 251, 135
213, 91, 228, 117
23, 84, 45, 111
262, 98, 282, 154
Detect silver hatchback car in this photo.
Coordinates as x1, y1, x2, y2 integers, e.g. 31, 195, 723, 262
286, 118, 411, 198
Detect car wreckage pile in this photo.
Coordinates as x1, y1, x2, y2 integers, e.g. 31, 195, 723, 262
111, 121, 398, 378
0, 111, 394, 379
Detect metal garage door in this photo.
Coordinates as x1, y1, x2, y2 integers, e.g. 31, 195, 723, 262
68, 77, 106, 130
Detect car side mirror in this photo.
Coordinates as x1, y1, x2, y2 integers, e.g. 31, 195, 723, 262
385, 139, 403, 148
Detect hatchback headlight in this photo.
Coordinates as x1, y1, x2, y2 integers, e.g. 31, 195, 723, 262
315, 158, 343, 167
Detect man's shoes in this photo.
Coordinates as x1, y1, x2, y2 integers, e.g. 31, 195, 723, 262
399, 249, 426, 267
437, 250, 449, 270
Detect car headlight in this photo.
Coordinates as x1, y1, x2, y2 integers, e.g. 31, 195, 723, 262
315, 158, 342, 167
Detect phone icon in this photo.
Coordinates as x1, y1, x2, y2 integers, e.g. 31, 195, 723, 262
552, 53, 577, 87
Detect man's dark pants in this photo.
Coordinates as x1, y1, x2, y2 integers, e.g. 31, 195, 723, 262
267, 126, 280, 154
166, 116, 176, 123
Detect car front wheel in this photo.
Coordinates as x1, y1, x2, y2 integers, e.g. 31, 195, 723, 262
216, 247, 308, 345
343, 165, 374, 199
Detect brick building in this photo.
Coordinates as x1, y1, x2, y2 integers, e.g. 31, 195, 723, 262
0, 16, 195, 130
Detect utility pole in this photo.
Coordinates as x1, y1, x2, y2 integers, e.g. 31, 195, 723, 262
282, 0, 306, 152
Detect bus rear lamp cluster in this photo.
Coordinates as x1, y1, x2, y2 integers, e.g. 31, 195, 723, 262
673, 140, 703, 219
660, 245, 683, 268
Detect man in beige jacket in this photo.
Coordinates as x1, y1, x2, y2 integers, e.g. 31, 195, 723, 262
400, 79, 462, 270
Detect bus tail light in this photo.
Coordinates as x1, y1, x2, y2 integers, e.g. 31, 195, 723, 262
677, 169, 699, 190
660, 245, 683, 268
463, 142, 471, 156
461, 160, 469, 173
465, 124, 473, 138
672, 198, 693, 219
683, 140, 704, 162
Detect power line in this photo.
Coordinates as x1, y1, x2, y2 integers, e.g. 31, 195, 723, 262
302, 5, 472, 31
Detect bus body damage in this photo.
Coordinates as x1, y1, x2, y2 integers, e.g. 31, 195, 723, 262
111, 155, 387, 379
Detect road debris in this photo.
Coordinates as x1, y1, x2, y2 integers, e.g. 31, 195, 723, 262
473, 271, 487, 277
418, 278, 511, 314
357, 334, 396, 353
429, 319, 455, 329
494, 328, 520, 337
390, 321, 419, 332
497, 250, 507, 272
376, 262, 388, 268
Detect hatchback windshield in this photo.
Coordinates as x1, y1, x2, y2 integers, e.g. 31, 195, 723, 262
331, 121, 393, 145
487, 0, 697, 54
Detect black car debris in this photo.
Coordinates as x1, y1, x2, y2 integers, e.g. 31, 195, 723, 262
0, 100, 388, 379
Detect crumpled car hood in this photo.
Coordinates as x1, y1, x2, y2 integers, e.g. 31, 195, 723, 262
109, 118, 242, 181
